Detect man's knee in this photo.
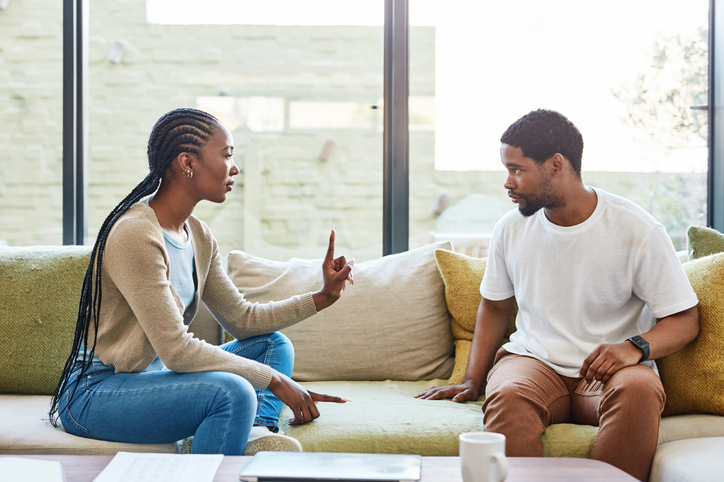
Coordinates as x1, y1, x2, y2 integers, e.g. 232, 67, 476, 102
602, 366, 665, 412
485, 379, 545, 414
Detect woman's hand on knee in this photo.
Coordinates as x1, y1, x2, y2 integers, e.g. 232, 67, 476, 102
269, 371, 349, 425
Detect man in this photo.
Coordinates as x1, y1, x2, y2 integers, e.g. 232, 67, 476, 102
416, 109, 699, 481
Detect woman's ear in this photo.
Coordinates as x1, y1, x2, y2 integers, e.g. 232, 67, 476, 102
173, 153, 195, 178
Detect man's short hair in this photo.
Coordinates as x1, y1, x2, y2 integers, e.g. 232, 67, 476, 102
500, 109, 584, 176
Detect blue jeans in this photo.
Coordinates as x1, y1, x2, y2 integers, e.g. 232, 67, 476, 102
58, 332, 294, 455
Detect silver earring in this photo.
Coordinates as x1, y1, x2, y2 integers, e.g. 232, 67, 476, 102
185, 169, 193, 179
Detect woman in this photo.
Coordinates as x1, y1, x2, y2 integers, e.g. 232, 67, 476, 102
49, 108, 354, 455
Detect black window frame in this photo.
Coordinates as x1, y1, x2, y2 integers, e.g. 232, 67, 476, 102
709, 0, 724, 231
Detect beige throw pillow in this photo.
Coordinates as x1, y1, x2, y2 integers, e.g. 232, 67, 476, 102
226, 242, 455, 381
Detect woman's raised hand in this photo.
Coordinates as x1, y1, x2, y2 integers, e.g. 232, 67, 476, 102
268, 371, 350, 425
312, 229, 354, 311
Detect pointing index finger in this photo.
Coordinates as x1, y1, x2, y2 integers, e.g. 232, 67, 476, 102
310, 390, 350, 403
326, 228, 335, 262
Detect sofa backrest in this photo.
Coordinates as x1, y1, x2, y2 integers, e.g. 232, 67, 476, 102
0, 246, 92, 395
225, 241, 456, 382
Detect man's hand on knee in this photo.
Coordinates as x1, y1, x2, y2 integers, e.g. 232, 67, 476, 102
580, 342, 643, 383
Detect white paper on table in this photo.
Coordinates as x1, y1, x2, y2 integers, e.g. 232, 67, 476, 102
0, 457, 65, 482
92, 452, 223, 482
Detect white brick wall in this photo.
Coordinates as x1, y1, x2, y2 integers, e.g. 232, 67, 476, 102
0, 0, 705, 255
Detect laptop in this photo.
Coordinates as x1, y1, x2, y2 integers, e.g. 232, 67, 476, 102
238, 452, 422, 482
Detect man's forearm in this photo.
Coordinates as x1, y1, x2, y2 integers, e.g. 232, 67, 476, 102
463, 296, 515, 393
642, 305, 699, 360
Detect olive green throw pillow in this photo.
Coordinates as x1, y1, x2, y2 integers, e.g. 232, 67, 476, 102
0, 246, 91, 395
434, 249, 516, 385
658, 252, 724, 416
687, 225, 724, 260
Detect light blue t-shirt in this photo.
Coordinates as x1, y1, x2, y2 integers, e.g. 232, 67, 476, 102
162, 225, 196, 309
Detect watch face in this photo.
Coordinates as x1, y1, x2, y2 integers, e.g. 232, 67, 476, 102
628, 336, 650, 363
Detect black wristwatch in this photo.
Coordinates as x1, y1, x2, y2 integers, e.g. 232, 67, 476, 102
626, 335, 650, 363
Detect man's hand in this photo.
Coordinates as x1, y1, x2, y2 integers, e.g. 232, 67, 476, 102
413, 297, 513, 404
414, 381, 480, 403
268, 371, 350, 425
313, 229, 354, 311
580, 341, 643, 384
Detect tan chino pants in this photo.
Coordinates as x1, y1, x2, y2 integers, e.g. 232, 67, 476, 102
482, 349, 665, 481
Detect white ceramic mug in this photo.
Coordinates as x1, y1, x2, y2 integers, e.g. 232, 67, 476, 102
459, 432, 508, 482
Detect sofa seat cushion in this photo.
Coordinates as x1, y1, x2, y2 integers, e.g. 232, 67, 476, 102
280, 380, 596, 457
658, 414, 724, 445
650, 437, 724, 482
0, 395, 177, 455
280, 379, 483, 456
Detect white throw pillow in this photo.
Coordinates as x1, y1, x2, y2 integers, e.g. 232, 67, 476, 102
226, 242, 455, 381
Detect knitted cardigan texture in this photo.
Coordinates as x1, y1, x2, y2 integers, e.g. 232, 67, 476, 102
90, 200, 318, 389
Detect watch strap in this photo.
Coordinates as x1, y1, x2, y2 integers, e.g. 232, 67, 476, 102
627, 335, 650, 363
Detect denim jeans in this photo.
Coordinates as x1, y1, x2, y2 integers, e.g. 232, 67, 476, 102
58, 332, 294, 455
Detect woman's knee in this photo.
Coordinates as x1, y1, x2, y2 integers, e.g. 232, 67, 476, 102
269, 332, 294, 362
204, 372, 258, 419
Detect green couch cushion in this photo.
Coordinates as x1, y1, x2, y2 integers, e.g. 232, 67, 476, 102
0, 246, 92, 395
687, 225, 724, 260
280, 379, 597, 457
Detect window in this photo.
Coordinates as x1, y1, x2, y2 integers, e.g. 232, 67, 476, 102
0, 0, 63, 246
410, 0, 709, 251
18, 1, 722, 252
84, 0, 384, 261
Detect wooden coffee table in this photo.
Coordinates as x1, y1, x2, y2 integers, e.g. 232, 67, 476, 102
0, 454, 637, 481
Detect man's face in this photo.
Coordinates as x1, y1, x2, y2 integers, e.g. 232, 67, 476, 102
500, 144, 560, 217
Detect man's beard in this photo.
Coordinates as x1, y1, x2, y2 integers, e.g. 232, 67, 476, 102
513, 178, 561, 217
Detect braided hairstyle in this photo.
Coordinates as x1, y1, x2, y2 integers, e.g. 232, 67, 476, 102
49, 108, 220, 426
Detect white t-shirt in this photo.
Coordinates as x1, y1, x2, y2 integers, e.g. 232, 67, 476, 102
480, 188, 698, 378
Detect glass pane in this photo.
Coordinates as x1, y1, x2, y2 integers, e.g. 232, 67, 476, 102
0, 1, 63, 246
88, 0, 384, 261
410, 0, 709, 253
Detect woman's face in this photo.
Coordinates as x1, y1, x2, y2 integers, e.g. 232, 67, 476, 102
192, 123, 238, 203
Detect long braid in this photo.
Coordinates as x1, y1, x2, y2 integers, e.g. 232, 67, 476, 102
49, 108, 219, 427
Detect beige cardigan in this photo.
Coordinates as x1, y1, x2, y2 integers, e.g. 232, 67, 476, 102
91, 200, 318, 389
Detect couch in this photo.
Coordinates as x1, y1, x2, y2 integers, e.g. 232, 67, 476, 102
2, 231, 724, 481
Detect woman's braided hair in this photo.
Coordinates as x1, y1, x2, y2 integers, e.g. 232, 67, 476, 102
49, 108, 220, 426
